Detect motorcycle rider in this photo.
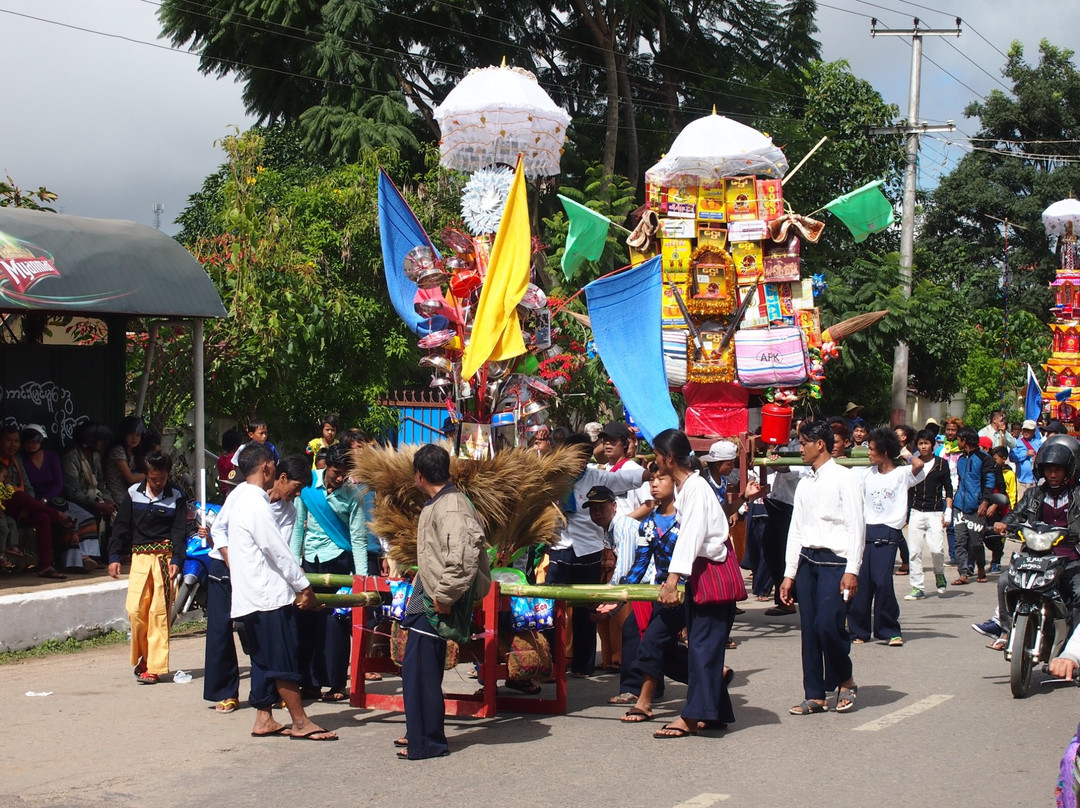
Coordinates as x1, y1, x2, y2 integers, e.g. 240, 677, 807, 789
979, 439, 1080, 650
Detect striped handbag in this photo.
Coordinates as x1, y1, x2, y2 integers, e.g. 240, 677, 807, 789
733, 325, 810, 387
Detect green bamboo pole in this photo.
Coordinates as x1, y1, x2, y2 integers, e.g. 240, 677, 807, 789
499, 582, 682, 604
306, 573, 356, 588
314, 592, 384, 607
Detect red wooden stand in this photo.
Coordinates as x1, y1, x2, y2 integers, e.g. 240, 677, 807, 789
348, 575, 567, 716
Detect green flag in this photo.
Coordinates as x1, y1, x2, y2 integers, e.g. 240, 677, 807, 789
558, 194, 612, 280
823, 180, 895, 243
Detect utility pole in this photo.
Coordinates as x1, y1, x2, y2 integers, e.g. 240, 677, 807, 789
870, 17, 960, 427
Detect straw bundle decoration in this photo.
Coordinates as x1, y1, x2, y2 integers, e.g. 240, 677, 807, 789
350, 443, 586, 566
821, 309, 889, 343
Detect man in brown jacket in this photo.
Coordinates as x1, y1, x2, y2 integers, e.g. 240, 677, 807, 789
399, 444, 491, 759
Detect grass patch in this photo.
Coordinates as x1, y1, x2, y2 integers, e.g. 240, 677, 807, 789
0, 619, 208, 665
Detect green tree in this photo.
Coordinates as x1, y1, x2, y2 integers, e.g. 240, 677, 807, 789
918, 40, 1080, 320
0, 175, 57, 211
139, 126, 467, 445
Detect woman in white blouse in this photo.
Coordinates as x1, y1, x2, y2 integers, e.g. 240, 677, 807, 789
654, 429, 755, 739
848, 428, 926, 647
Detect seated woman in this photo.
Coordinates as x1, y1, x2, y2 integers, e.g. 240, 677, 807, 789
62, 423, 119, 552
104, 416, 146, 507
21, 424, 101, 572
0, 425, 72, 579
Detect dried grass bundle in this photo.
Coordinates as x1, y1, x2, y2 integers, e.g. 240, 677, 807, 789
351, 443, 585, 566
822, 309, 889, 342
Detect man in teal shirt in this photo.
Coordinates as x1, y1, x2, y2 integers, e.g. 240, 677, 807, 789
291, 442, 367, 701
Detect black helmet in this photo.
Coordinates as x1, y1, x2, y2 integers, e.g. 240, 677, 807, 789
1035, 434, 1080, 482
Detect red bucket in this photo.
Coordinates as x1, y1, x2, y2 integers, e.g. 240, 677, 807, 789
760, 402, 793, 445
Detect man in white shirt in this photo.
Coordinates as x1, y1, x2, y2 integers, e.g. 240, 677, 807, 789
780, 420, 864, 716
202, 454, 312, 713
546, 433, 648, 676
978, 409, 1017, 450
226, 443, 336, 741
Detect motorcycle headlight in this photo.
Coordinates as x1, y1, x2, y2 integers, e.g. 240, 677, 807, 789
1023, 530, 1058, 552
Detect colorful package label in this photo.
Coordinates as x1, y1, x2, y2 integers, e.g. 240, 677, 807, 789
727, 219, 769, 242
725, 176, 758, 222
756, 179, 783, 221
730, 240, 764, 283
663, 185, 698, 218
660, 218, 696, 239
662, 238, 693, 272
661, 282, 689, 329
796, 308, 822, 348
697, 223, 728, 248
791, 277, 814, 310
697, 179, 727, 222
763, 234, 801, 282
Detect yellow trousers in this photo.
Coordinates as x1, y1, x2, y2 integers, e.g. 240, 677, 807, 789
126, 552, 172, 675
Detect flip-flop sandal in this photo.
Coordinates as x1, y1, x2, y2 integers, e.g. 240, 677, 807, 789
289, 729, 338, 741
503, 679, 542, 695
136, 672, 160, 685
394, 737, 408, 748
851, 638, 866, 644
37, 568, 67, 580
621, 707, 653, 723
397, 749, 448, 759
764, 607, 797, 616
321, 690, 349, 702
250, 726, 288, 738
364, 672, 383, 681
835, 684, 858, 713
952, 577, 969, 585
653, 723, 695, 739
608, 692, 638, 705
789, 700, 829, 715
976, 576, 989, 583
215, 698, 239, 713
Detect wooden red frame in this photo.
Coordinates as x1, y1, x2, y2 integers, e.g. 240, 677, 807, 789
348, 575, 567, 716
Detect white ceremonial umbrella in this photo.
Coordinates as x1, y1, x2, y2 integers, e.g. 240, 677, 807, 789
644, 111, 788, 185
1043, 198, 1080, 238
435, 63, 572, 178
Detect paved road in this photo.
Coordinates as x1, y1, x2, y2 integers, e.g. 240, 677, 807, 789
4, 563, 1075, 808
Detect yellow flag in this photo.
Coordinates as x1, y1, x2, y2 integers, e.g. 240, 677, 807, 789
461, 157, 530, 379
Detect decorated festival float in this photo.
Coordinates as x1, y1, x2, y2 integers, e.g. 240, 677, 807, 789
1041, 198, 1080, 427
335, 63, 899, 714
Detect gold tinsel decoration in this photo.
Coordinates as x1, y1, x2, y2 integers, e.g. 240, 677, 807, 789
686, 244, 736, 315
350, 443, 586, 567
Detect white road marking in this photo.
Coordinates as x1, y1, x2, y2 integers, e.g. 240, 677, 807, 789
851, 694, 954, 732
671, 794, 730, 808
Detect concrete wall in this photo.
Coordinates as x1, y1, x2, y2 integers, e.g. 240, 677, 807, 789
0, 580, 128, 652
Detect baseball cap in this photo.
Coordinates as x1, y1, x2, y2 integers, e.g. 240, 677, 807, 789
600, 421, 631, 441
700, 440, 738, 463
582, 485, 616, 507
978, 436, 993, 450
1022, 419, 1037, 431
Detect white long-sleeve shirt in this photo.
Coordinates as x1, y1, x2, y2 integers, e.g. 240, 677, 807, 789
784, 458, 865, 578
226, 482, 309, 618
209, 492, 296, 561
669, 471, 730, 577
554, 465, 647, 555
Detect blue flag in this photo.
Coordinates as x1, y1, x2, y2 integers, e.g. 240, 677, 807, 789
584, 256, 679, 444
377, 168, 441, 335
1026, 364, 1045, 420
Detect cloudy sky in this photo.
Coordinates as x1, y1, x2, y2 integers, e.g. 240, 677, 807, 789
3, 1, 1078, 235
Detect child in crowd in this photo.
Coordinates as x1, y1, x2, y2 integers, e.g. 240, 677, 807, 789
230, 419, 279, 466
989, 445, 1016, 573
306, 414, 340, 469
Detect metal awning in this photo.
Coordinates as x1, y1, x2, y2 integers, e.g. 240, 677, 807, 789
0, 207, 226, 318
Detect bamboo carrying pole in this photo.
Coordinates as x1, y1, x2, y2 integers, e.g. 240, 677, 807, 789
754, 456, 870, 467
314, 592, 383, 608
305, 574, 684, 605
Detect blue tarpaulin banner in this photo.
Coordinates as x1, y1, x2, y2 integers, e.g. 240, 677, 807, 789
1026, 364, 1046, 419
584, 256, 679, 445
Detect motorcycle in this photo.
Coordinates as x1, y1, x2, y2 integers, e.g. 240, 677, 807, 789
170, 501, 222, 625
1003, 520, 1076, 698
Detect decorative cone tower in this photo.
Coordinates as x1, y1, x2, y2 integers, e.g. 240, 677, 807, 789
1043, 219, 1080, 423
